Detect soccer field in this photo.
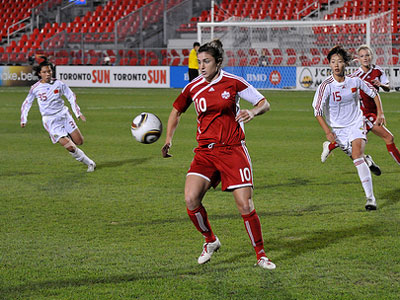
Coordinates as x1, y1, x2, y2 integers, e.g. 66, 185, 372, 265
1, 87, 399, 299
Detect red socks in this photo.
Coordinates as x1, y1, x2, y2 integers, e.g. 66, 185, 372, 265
329, 142, 339, 151
387, 143, 400, 165
242, 209, 266, 260
188, 206, 268, 259
187, 205, 216, 243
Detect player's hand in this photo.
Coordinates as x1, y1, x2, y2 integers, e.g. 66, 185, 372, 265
161, 143, 172, 158
371, 78, 381, 87
375, 113, 386, 126
235, 109, 254, 123
326, 131, 336, 143
21, 123, 26, 128
79, 114, 86, 122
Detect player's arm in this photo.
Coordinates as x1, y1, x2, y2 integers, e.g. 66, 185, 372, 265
312, 83, 335, 142
162, 107, 182, 158
236, 98, 270, 123
359, 78, 385, 126
372, 94, 386, 126
62, 82, 84, 120
371, 73, 390, 92
315, 115, 336, 143
20, 89, 35, 127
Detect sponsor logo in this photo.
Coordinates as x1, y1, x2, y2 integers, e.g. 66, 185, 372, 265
299, 68, 313, 88
269, 71, 281, 85
209, 87, 215, 92
351, 87, 357, 93
54, 89, 59, 94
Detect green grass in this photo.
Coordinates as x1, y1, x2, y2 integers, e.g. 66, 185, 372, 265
0, 87, 399, 300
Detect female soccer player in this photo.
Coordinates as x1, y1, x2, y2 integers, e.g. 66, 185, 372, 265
313, 46, 385, 210
321, 45, 400, 168
20, 60, 96, 172
161, 39, 275, 270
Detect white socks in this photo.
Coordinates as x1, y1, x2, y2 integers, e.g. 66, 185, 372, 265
70, 147, 94, 166
354, 158, 375, 200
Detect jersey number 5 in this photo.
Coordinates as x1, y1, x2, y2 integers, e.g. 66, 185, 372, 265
194, 97, 207, 113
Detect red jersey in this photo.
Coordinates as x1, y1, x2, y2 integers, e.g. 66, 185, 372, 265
173, 70, 264, 147
351, 65, 388, 114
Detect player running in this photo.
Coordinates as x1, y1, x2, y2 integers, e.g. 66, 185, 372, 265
161, 39, 275, 270
312, 46, 384, 210
20, 60, 96, 172
321, 45, 400, 170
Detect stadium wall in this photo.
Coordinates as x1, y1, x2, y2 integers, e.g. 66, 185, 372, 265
2, 66, 400, 90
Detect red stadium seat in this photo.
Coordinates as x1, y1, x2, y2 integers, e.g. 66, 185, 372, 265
128, 58, 138, 65
150, 58, 159, 66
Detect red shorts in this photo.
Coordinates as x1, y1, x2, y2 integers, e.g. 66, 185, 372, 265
364, 113, 376, 132
187, 142, 253, 191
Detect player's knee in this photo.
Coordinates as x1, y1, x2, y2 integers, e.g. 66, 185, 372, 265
237, 202, 252, 214
384, 134, 394, 144
63, 140, 76, 152
184, 193, 201, 210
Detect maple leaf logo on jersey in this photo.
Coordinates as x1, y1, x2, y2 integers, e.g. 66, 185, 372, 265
54, 89, 59, 94
221, 91, 230, 99
351, 87, 357, 93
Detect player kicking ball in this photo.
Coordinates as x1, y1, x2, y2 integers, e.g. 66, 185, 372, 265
20, 60, 96, 172
312, 46, 385, 211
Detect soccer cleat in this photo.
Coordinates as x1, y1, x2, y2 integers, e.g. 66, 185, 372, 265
87, 162, 96, 173
198, 236, 221, 264
321, 141, 332, 163
255, 257, 276, 270
364, 155, 381, 176
365, 198, 377, 211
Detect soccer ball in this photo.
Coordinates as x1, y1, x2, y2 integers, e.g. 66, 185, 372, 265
131, 112, 163, 144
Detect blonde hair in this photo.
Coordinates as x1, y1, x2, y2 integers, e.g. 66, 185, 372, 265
357, 45, 373, 57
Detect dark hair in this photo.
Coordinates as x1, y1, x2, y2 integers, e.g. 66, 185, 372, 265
33, 60, 53, 78
198, 39, 224, 65
193, 42, 200, 48
327, 46, 352, 65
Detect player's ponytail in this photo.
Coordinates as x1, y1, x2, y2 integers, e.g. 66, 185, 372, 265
198, 39, 224, 66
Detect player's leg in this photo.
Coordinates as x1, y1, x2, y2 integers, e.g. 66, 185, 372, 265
185, 153, 221, 264
371, 125, 400, 166
352, 138, 376, 210
232, 187, 275, 270
65, 115, 96, 172
185, 174, 214, 241
69, 127, 84, 145
58, 136, 95, 172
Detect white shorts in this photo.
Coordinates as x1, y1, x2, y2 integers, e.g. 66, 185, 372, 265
42, 108, 78, 144
332, 119, 367, 157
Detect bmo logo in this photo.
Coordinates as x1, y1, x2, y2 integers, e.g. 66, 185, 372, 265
269, 71, 281, 85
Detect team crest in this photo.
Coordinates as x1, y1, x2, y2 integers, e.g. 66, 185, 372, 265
221, 91, 230, 99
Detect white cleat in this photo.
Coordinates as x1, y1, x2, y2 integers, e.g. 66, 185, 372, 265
364, 155, 381, 176
87, 162, 96, 172
321, 141, 332, 163
365, 198, 377, 211
255, 257, 276, 270
198, 236, 221, 264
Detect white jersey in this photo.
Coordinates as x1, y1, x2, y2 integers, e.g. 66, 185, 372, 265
312, 75, 377, 128
20, 79, 81, 124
